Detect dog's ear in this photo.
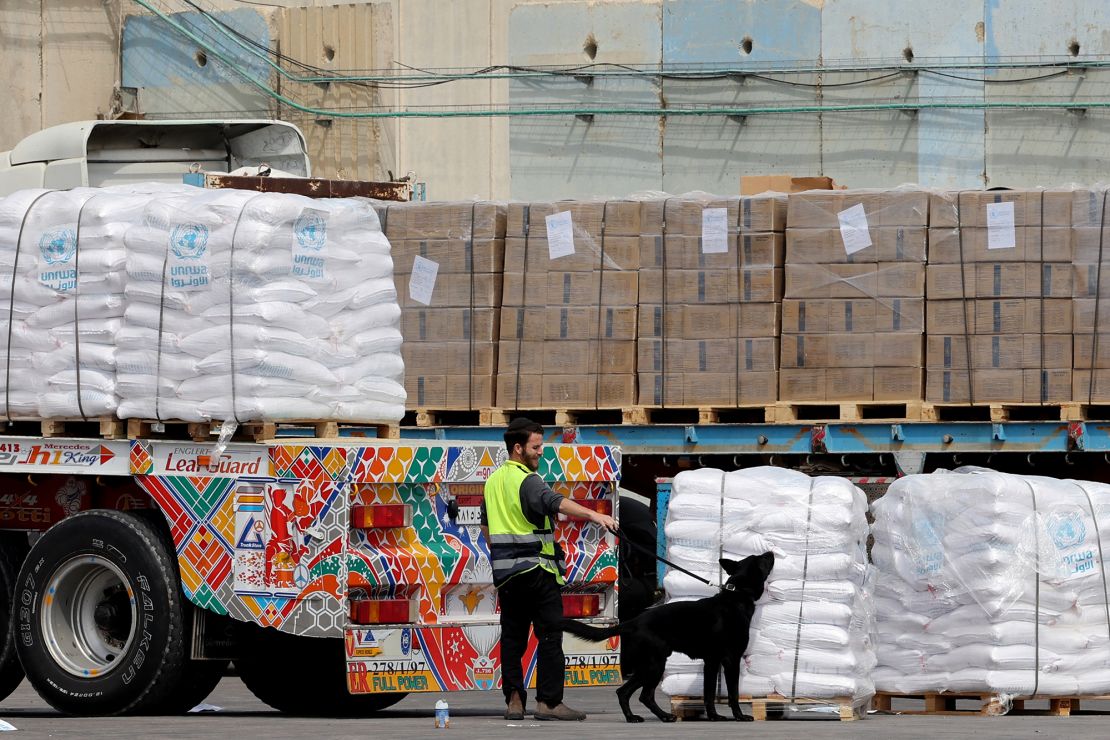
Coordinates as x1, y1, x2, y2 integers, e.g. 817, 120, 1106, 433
757, 551, 775, 578
719, 558, 740, 576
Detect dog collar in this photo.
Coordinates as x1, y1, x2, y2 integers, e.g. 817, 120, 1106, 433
722, 583, 736, 592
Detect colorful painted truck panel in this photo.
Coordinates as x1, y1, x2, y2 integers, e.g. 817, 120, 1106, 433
128, 439, 622, 693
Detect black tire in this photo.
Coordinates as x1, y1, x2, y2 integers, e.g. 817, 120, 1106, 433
151, 655, 229, 714
237, 625, 406, 715
0, 532, 29, 701
14, 510, 187, 715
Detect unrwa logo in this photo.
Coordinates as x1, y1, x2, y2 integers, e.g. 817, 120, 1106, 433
170, 223, 209, 259
294, 211, 327, 250
39, 228, 76, 265
1048, 511, 1087, 550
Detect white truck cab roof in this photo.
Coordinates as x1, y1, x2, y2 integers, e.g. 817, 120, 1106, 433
0, 119, 310, 196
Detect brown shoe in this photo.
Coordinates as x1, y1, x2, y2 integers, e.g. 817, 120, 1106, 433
534, 701, 587, 721
504, 692, 525, 721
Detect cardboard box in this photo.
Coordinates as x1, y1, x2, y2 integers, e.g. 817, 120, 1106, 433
1071, 300, 1110, 333
780, 333, 923, 369
741, 195, 788, 233
928, 190, 1076, 229
1070, 189, 1107, 227
404, 374, 495, 409
785, 264, 877, 300
927, 334, 1071, 369
786, 190, 929, 229
500, 271, 638, 307
495, 373, 635, 408
636, 371, 778, 405
391, 238, 505, 274
779, 368, 828, 402
1073, 333, 1110, 368
497, 340, 636, 375
506, 201, 642, 238
785, 227, 927, 264
397, 272, 502, 308
640, 198, 739, 237
741, 174, 835, 196
927, 226, 1073, 264
499, 306, 637, 341
401, 307, 499, 342
1072, 370, 1110, 401
926, 299, 1072, 335
875, 367, 924, 401
405, 342, 496, 375
636, 233, 784, 270
927, 368, 1071, 403
926, 263, 1073, 300
381, 201, 506, 240
782, 299, 924, 334
638, 268, 780, 304
504, 236, 640, 272
638, 338, 778, 374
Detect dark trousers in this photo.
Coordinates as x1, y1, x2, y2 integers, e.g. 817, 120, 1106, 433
498, 566, 564, 707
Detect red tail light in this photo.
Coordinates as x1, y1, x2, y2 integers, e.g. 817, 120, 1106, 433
350, 598, 417, 624
351, 504, 411, 529
562, 594, 601, 618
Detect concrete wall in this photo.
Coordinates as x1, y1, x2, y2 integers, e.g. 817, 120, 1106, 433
6, 1, 1110, 199
0, 0, 122, 152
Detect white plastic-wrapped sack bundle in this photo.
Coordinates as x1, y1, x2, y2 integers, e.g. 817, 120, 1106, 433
0, 188, 131, 417
660, 467, 876, 709
116, 188, 405, 422
872, 468, 1110, 697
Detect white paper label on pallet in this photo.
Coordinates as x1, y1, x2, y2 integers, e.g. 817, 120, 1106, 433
837, 204, 873, 255
290, 208, 329, 281
545, 211, 576, 259
36, 222, 79, 293
701, 208, 729, 254
409, 255, 439, 306
987, 201, 1017, 250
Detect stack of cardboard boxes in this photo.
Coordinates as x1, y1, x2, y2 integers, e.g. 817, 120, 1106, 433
925, 191, 1074, 403
635, 195, 786, 406
780, 190, 929, 401
496, 202, 640, 409
1071, 189, 1110, 401
383, 202, 506, 410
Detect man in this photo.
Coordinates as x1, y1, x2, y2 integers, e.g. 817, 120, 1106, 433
481, 417, 618, 722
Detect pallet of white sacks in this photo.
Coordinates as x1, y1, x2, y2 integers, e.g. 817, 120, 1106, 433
872, 691, 1110, 717
669, 694, 862, 721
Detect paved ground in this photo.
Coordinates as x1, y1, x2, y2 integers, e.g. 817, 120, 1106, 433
2, 678, 1110, 738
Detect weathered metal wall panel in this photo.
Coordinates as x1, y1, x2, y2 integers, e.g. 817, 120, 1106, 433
508, 1, 664, 200
278, 3, 395, 182
983, 0, 1110, 187
122, 8, 274, 117
660, 0, 822, 194
0, 0, 43, 152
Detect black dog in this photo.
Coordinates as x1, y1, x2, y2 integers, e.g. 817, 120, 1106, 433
560, 552, 774, 723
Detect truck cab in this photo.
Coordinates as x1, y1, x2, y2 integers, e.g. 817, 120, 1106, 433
0, 119, 310, 196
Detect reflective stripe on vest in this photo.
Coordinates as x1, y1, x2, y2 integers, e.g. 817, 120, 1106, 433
484, 459, 564, 587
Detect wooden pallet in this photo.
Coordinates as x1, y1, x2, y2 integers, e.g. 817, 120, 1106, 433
1, 417, 125, 440
773, 401, 925, 423
922, 403, 1097, 423
669, 694, 861, 721
406, 409, 484, 428
480, 408, 627, 426
625, 406, 774, 424
126, 419, 400, 443
872, 691, 1109, 717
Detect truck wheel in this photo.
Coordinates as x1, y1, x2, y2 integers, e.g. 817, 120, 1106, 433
14, 510, 186, 715
237, 625, 406, 715
0, 533, 29, 701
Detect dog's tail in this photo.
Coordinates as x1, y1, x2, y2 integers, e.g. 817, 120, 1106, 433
558, 619, 622, 642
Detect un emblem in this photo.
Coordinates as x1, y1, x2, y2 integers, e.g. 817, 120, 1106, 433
39, 228, 77, 265
294, 211, 327, 251
169, 223, 210, 259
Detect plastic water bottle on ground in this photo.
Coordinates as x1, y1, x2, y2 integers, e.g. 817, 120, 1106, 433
434, 699, 450, 728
